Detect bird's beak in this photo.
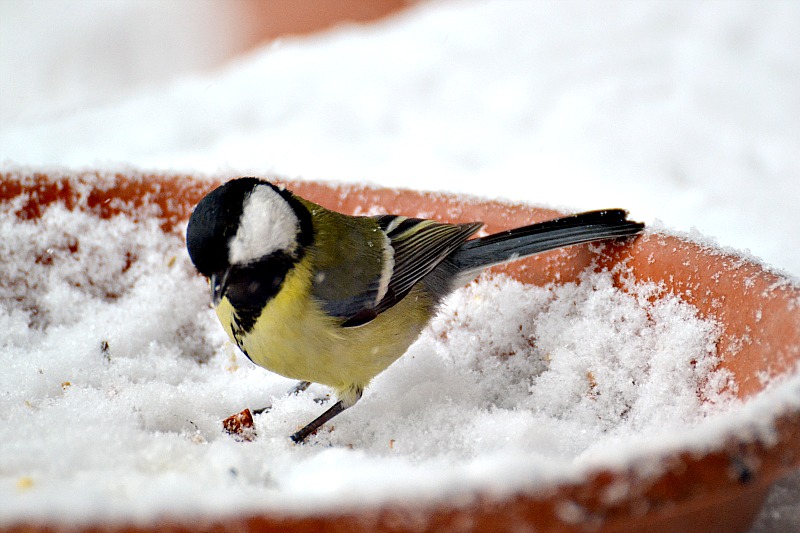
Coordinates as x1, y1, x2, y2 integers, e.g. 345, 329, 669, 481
210, 268, 230, 306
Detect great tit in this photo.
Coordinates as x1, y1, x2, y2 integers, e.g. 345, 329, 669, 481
186, 177, 644, 443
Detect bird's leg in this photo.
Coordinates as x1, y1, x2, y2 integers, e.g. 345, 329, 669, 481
290, 400, 347, 443
291, 386, 362, 443
252, 380, 311, 415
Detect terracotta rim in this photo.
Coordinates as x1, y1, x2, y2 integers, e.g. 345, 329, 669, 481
1, 169, 798, 533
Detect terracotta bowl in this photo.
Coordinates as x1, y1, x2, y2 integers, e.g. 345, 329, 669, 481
1, 170, 798, 533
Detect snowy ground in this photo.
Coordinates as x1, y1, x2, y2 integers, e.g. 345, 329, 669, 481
1, 0, 798, 530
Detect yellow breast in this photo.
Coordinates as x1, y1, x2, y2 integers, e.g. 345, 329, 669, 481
214, 257, 435, 403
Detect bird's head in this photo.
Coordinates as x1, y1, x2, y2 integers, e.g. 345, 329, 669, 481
186, 178, 311, 308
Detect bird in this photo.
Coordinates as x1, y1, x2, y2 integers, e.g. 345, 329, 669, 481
185, 177, 644, 443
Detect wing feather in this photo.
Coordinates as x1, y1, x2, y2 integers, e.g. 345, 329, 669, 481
367, 216, 482, 318
317, 214, 482, 328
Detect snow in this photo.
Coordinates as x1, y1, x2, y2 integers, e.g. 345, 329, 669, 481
1, 0, 798, 529
0, 202, 747, 524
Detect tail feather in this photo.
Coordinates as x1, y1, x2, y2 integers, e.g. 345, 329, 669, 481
449, 209, 644, 274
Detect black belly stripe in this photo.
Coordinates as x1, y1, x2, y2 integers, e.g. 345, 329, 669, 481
233, 306, 262, 336
230, 320, 255, 363
224, 251, 294, 335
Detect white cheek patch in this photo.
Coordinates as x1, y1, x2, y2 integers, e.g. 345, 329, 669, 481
229, 185, 299, 264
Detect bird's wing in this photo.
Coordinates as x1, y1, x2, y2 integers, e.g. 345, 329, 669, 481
309, 213, 391, 324
336, 216, 482, 327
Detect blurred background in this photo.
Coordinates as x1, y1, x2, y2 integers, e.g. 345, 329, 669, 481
0, 0, 412, 125
2, 0, 798, 279
0, 1, 798, 530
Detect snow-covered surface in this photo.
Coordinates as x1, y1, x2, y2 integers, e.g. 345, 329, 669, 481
1, 0, 799, 529
0, 198, 790, 525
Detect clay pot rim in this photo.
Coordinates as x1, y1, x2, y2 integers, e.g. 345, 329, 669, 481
1, 168, 799, 532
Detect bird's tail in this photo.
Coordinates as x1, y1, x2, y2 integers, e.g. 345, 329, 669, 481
448, 209, 644, 276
